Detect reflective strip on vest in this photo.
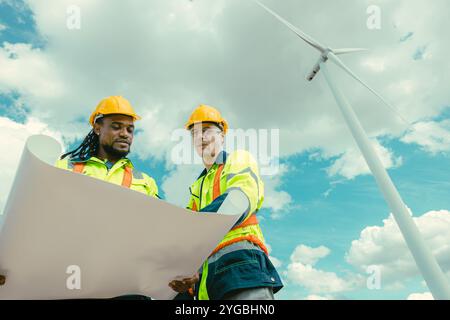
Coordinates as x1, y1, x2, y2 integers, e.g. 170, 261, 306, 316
213, 164, 225, 199
73, 163, 84, 174
72, 162, 133, 188
122, 166, 133, 188
192, 199, 198, 212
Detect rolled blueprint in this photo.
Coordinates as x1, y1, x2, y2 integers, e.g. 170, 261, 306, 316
0, 135, 241, 299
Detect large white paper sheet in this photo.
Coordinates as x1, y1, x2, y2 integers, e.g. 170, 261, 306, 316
0, 135, 241, 299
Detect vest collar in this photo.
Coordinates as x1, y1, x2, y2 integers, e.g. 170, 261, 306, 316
197, 150, 228, 180
70, 156, 134, 168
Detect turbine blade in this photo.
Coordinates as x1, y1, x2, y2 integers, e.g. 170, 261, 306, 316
253, 0, 326, 53
333, 48, 368, 55
327, 52, 410, 125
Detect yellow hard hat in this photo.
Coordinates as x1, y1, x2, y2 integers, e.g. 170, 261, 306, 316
89, 96, 141, 126
185, 104, 228, 134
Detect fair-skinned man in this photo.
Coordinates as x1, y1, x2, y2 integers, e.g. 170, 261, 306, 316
169, 105, 283, 300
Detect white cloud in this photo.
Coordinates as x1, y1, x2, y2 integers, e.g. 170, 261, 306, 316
327, 140, 403, 179
269, 256, 282, 269
290, 244, 330, 266
266, 243, 283, 268
401, 120, 450, 154
133, 108, 182, 162
0, 42, 65, 99
361, 57, 386, 73
286, 244, 359, 294
161, 163, 203, 208
287, 261, 351, 294
407, 292, 434, 300
346, 210, 450, 285
0, 23, 7, 32
262, 164, 294, 218
0, 117, 62, 216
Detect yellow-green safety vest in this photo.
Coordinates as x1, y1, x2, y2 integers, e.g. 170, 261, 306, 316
55, 156, 159, 198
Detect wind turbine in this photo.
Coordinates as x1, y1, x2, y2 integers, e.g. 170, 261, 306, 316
253, 0, 450, 300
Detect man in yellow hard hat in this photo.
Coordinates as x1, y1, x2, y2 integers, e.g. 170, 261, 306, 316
0, 96, 159, 299
56, 96, 159, 198
59, 96, 159, 299
169, 105, 283, 300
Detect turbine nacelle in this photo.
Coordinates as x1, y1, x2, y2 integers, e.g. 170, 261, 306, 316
306, 48, 367, 81
306, 55, 327, 82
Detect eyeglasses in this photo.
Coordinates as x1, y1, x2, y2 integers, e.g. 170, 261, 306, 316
190, 127, 222, 139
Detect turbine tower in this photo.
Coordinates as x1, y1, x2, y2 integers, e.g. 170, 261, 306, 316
253, 0, 450, 300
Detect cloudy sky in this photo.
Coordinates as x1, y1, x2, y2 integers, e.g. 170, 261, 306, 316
1, 0, 449, 300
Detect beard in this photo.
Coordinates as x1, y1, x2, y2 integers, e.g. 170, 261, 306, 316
102, 143, 130, 159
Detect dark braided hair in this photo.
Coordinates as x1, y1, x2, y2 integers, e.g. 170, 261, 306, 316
60, 129, 100, 160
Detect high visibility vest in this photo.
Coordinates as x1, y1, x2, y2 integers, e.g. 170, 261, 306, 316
55, 157, 159, 198
72, 162, 133, 188
188, 150, 268, 300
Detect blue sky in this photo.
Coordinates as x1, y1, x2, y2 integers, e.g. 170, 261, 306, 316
267, 139, 450, 299
1, 0, 449, 300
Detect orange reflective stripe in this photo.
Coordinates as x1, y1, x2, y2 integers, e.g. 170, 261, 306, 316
192, 201, 198, 212
210, 235, 269, 257
231, 213, 258, 231
211, 214, 264, 256
213, 164, 224, 200
72, 163, 85, 174
122, 166, 133, 188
